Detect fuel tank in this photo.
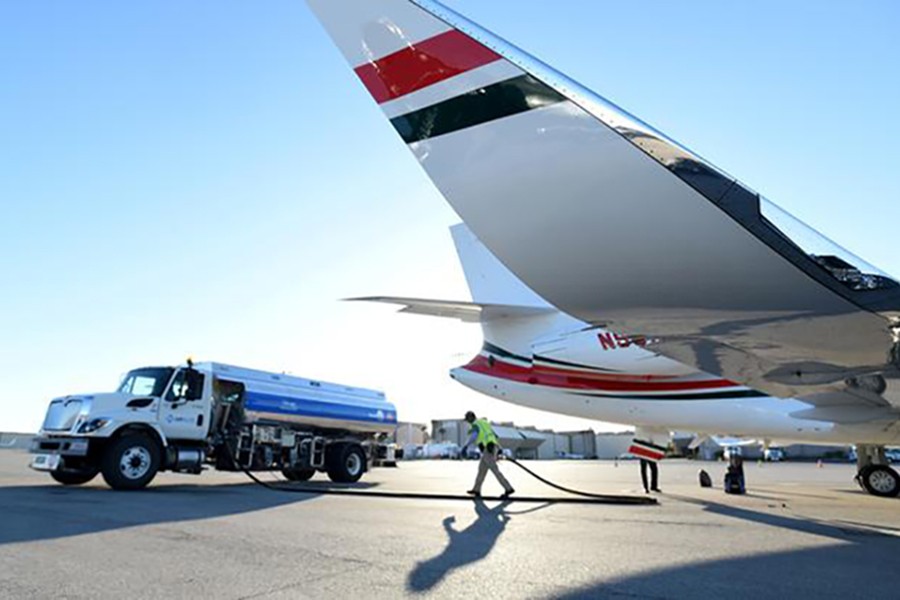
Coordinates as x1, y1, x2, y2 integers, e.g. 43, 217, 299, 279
204, 362, 397, 435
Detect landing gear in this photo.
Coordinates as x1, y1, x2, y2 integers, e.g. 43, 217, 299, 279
854, 444, 900, 497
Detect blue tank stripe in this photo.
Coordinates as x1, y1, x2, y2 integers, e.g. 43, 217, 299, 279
243, 391, 397, 424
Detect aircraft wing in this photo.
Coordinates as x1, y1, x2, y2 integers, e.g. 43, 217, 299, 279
348, 296, 555, 322
308, 1, 900, 408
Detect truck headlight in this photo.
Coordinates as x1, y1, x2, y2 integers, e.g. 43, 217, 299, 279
77, 418, 111, 434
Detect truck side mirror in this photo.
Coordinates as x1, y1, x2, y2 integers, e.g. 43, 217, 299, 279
184, 369, 205, 401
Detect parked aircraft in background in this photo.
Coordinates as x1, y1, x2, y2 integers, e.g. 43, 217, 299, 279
308, 0, 900, 496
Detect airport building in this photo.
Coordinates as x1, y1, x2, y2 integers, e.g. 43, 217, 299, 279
421, 422, 858, 462
0, 432, 33, 450
430, 419, 606, 460
595, 431, 635, 459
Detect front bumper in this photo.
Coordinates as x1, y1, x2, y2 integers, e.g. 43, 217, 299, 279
30, 436, 91, 456
29, 437, 91, 471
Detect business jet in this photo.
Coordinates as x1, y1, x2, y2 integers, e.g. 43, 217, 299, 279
355, 224, 900, 496
306, 0, 900, 496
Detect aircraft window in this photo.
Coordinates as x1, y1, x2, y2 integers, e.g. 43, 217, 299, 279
760, 197, 898, 291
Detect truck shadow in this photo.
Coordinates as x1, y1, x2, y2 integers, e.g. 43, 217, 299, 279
0, 481, 320, 546
407, 500, 552, 593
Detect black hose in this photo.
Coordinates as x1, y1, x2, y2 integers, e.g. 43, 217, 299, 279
227, 444, 655, 505
506, 457, 633, 500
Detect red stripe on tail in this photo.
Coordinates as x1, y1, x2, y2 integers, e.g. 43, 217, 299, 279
354, 29, 502, 104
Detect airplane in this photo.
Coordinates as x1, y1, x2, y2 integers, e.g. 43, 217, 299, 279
354, 224, 900, 495
305, 0, 900, 496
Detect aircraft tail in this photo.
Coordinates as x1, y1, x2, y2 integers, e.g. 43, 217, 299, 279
350, 224, 579, 358
451, 223, 580, 358
449, 223, 550, 311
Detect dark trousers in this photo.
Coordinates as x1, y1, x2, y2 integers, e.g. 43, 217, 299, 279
640, 459, 659, 492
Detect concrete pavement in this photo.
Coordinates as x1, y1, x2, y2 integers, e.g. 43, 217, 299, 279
1, 451, 898, 599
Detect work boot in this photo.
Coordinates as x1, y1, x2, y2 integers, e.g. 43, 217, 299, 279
466, 489, 481, 497
500, 488, 515, 499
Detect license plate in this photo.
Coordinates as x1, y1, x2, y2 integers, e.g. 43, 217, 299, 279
31, 454, 61, 471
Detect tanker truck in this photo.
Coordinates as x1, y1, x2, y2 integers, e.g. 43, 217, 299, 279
29, 361, 398, 490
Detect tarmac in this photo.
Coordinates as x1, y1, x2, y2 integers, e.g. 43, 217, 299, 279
1, 449, 898, 599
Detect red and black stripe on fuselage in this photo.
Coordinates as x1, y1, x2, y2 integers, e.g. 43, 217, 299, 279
462, 343, 766, 401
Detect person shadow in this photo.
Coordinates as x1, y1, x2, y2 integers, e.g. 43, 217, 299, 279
407, 499, 549, 593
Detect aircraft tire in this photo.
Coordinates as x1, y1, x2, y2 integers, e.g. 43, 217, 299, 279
858, 464, 900, 497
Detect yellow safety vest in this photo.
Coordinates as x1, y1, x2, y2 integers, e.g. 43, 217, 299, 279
473, 418, 498, 447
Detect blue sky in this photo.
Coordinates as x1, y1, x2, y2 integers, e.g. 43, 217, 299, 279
1, 1, 898, 433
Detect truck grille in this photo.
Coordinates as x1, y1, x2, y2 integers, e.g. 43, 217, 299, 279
42, 399, 83, 431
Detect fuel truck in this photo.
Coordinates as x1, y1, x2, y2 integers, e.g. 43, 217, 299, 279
29, 361, 398, 490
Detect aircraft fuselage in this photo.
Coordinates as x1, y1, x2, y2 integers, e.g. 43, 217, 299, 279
451, 327, 900, 446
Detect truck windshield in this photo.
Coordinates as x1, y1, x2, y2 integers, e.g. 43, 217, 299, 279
117, 367, 175, 397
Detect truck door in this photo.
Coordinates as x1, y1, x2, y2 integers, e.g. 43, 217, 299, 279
158, 368, 209, 441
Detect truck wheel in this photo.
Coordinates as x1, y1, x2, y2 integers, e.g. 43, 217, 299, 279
326, 443, 366, 483
282, 467, 316, 481
858, 465, 900, 497
51, 469, 99, 486
101, 434, 161, 490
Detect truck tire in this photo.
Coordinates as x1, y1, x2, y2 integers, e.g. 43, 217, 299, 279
51, 469, 99, 486
326, 443, 366, 483
858, 465, 900, 497
282, 467, 316, 481
101, 433, 161, 490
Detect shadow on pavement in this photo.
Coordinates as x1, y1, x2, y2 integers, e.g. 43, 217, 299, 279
557, 495, 899, 599
668, 493, 895, 540
0, 481, 319, 546
557, 544, 899, 599
407, 499, 552, 593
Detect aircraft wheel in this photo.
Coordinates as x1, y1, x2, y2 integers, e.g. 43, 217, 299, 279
858, 465, 900, 497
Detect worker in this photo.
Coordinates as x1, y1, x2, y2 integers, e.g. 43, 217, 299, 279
460, 411, 515, 498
